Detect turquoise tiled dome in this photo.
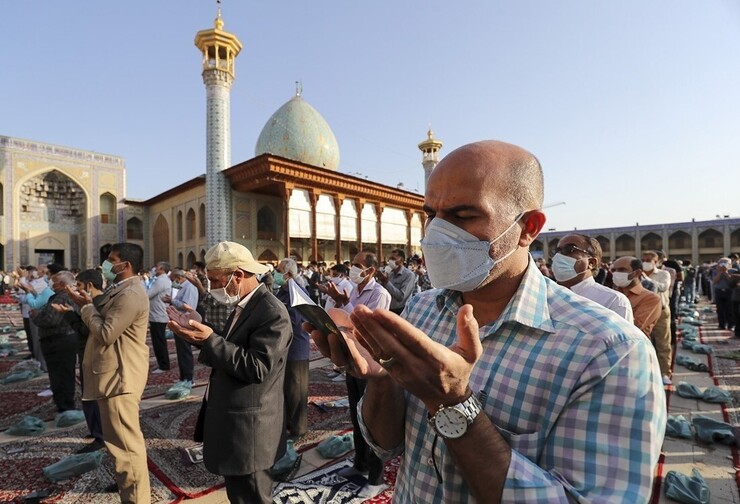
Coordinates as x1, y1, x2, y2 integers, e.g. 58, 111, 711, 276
255, 95, 340, 170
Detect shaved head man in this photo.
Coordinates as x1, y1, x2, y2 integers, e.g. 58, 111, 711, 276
310, 140, 666, 503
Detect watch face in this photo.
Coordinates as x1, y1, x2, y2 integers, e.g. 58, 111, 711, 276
434, 407, 468, 439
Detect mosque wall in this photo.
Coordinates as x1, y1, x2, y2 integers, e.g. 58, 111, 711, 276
233, 191, 285, 263
534, 219, 740, 265
0, 136, 124, 270
140, 183, 208, 269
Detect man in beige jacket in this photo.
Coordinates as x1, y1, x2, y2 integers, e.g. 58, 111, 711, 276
68, 243, 151, 503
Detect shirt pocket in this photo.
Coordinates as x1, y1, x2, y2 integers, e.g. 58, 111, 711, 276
495, 425, 546, 457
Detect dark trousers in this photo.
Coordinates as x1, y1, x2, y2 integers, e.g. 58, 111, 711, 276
78, 344, 104, 442
283, 359, 309, 436
716, 290, 733, 329
150, 322, 170, 370
390, 307, 404, 316
223, 470, 273, 504
346, 375, 384, 485
23, 317, 34, 356
733, 300, 740, 338
40, 336, 77, 412
175, 336, 194, 381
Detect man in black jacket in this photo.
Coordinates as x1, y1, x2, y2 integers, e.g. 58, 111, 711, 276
168, 241, 292, 504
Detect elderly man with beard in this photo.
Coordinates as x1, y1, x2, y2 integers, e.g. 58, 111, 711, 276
308, 140, 666, 503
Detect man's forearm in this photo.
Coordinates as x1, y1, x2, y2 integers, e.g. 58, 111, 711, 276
362, 376, 406, 449
445, 414, 512, 503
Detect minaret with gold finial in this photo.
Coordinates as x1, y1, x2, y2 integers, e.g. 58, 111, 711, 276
418, 127, 443, 190
195, 2, 243, 246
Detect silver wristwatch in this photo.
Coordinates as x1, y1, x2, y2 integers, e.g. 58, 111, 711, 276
428, 392, 482, 439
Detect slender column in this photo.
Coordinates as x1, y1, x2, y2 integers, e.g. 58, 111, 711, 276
334, 195, 342, 263
283, 185, 292, 259
405, 209, 413, 257
356, 198, 364, 253
308, 190, 318, 262
376, 202, 384, 259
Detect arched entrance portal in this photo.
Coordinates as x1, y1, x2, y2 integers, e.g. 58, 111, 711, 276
18, 170, 87, 268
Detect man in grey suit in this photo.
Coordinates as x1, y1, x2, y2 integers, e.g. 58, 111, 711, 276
168, 241, 292, 504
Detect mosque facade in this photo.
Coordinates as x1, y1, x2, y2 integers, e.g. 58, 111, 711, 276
0, 136, 125, 270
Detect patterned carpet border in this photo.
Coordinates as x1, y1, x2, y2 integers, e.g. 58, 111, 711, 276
273, 455, 399, 503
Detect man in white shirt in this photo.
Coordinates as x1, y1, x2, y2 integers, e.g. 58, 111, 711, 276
148, 262, 172, 373
321, 264, 353, 310
551, 234, 633, 322
323, 252, 390, 498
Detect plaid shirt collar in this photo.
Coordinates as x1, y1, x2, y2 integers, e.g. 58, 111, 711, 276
437, 256, 556, 338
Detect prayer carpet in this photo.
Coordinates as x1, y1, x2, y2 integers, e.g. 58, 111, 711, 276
273, 455, 399, 503
0, 423, 176, 504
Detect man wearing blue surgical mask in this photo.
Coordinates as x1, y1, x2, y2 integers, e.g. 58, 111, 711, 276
551, 233, 633, 322
307, 140, 665, 503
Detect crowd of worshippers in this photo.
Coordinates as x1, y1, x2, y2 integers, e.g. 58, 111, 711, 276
535, 237, 740, 386
6, 141, 732, 503
3, 233, 736, 503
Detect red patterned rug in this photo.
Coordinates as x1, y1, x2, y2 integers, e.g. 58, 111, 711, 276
0, 423, 176, 504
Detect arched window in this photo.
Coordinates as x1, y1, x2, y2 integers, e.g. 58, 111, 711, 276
199, 204, 206, 238
615, 234, 635, 254
257, 206, 277, 240
177, 252, 183, 268
176, 211, 183, 242
186, 208, 196, 240
100, 193, 117, 224
200, 249, 206, 262
126, 217, 143, 240
153, 215, 170, 263
640, 232, 662, 252
187, 251, 196, 268
669, 231, 691, 250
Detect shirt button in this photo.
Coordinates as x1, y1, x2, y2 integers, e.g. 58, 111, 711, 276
428, 458, 434, 465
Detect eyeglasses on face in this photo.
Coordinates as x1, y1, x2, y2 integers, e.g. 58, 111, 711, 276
551, 244, 593, 258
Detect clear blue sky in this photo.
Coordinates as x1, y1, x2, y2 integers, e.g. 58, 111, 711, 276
3, 1, 739, 231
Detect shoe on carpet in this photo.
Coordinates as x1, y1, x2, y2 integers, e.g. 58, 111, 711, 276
358, 482, 387, 499
76, 439, 105, 454
331, 373, 346, 382
36, 389, 53, 397
151, 368, 167, 374
662, 375, 673, 386
103, 482, 118, 493
338, 466, 369, 479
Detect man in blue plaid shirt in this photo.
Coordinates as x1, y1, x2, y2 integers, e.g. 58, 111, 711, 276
309, 140, 666, 503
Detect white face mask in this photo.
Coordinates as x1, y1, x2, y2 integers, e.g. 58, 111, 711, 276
612, 271, 632, 288
420, 214, 522, 292
328, 276, 340, 284
551, 253, 580, 282
348, 265, 366, 284
642, 261, 655, 272
210, 273, 240, 306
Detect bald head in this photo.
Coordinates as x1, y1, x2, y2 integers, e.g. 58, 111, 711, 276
429, 140, 544, 215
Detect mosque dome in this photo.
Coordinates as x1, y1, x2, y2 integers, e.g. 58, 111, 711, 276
255, 94, 340, 170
